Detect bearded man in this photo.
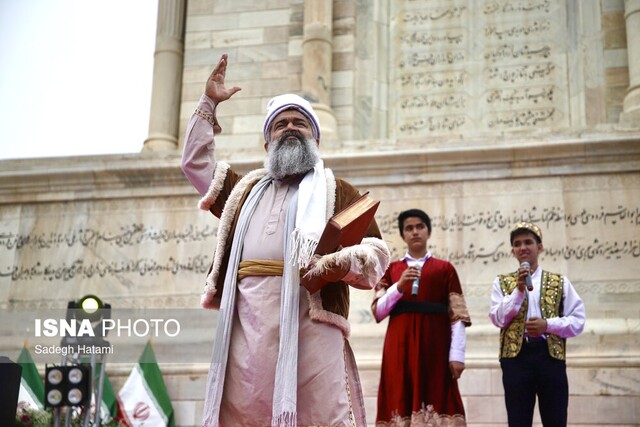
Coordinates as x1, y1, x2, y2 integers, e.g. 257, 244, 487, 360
181, 54, 390, 427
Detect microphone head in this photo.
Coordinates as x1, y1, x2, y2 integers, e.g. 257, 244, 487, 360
520, 261, 534, 291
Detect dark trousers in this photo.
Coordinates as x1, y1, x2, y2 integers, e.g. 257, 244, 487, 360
500, 338, 569, 427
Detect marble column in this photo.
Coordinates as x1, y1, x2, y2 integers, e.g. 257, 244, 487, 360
620, 0, 640, 127
142, 0, 186, 152
302, 0, 339, 145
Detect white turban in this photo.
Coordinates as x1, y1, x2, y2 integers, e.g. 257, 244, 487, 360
262, 94, 321, 143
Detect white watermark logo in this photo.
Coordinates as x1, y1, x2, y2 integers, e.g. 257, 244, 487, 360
35, 319, 95, 337
34, 318, 181, 338
103, 318, 180, 337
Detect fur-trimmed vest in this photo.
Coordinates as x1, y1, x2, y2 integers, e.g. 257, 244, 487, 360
498, 270, 566, 360
197, 162, 385, 337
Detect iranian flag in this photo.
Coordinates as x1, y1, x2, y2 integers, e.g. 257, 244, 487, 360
16, 344, 44, 410
118, 341, 174, 427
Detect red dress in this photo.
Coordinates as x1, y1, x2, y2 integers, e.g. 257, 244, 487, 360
374, 257, 468, 426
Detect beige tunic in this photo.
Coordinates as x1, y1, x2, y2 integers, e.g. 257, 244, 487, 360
220, 179, 352, 427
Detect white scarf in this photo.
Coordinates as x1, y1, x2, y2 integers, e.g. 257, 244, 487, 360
202, 161, 327, 427
289, 160, 327, 267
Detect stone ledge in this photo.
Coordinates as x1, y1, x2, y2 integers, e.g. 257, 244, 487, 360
0, 152, 191, 204
1, 135, 639, 203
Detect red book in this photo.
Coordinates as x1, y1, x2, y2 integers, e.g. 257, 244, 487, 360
302, 192, 380, 293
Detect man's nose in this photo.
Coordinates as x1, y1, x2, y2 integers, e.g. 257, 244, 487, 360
285, 121, 297, 131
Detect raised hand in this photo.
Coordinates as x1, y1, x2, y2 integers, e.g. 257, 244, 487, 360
205, 54, 241, 103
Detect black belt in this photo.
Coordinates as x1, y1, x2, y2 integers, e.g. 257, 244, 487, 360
524, 336, 547, 345
390, 300, 448, 317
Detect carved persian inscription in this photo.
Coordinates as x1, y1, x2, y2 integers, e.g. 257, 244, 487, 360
394, 0, 568, 137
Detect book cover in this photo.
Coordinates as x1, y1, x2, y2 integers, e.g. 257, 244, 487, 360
302, 192, 380, 293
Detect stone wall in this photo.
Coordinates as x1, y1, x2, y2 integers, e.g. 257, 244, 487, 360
2, 142, 639, 426
180, 0, 637, 156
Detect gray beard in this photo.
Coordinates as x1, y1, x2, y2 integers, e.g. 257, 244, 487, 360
264, 135, 320, 180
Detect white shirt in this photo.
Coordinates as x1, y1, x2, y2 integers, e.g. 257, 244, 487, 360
488, 265, 586, 339
374, 252, 467, 363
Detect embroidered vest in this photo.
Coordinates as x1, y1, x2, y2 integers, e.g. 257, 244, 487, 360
498, 270, 566, 360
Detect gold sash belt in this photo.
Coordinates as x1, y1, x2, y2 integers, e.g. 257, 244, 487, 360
237, 259, 285, 280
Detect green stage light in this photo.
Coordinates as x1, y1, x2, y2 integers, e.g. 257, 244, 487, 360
64, 294, 112, 343
81, 296, 100, 313
71, 294, 110, 323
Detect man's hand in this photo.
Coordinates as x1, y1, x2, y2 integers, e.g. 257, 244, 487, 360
449, 361, 465, 380
206, 54, 241, 103
525, 317, 547, 337
397, 266, 420, 293
318, 258, 349, 283
301, 254, 349, 285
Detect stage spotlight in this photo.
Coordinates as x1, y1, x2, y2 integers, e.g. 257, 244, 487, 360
68, 294, 111, 324
63, 294, 112, 345
44, 365, 90, 408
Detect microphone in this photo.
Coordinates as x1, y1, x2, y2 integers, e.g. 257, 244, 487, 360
411, 277, 419, 296
521, 261, 534, 291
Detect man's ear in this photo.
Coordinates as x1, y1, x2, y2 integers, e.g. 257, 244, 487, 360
263, 142, 268, 152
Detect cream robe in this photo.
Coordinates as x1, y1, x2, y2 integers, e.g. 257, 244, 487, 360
220, 179, 353, 426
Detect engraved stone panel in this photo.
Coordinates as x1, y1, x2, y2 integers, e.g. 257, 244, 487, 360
0, 197, 215, 310
391, 0, 570, 138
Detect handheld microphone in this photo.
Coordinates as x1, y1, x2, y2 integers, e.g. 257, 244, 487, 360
411, 277, 419, 296
521, 261, 534, 291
